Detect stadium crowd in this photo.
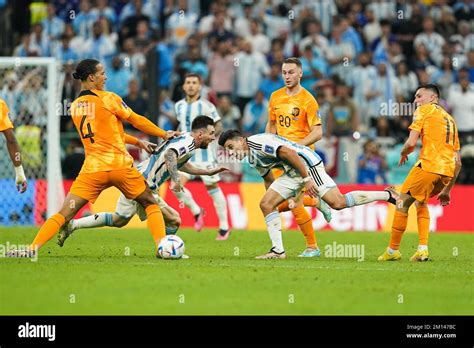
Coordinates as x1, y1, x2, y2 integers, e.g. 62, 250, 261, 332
0, 0, 473, 184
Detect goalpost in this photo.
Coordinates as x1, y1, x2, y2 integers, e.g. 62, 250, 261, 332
0, 57, 64, 226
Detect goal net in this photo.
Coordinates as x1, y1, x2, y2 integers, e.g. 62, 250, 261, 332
0, 57, 63, 226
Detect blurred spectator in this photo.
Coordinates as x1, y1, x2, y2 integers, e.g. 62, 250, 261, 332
326, 83, 359, 137
259, 3, 291, 40
181, 46, 209, 80
372, 20, 396, 63
121, 0, 151, 41
357, 140, 388, 184
363, 9, 381, 48
64, 24, 86, 56
306, 0, 338, 36
453, 0, 474, 21
299, 20, 329, 59
19, 75, 48, 127
119, 0, 157, 28
198, 2, 232, 36
120, 38, 146, 82
208, 40, 235, 98
235, 40, 270, 114
29, 23, 51, 56
53, 0, 80, 23
431, 56, 456, 96
0, 72, 21, 122
429, 0, 452, 22
450, 20, 474, 57
156, 37, 173, 90
327, 26, 355, 83
464, 50, 474, 82
91, 0, 117, 28
217, 95, 241, 131
133, 19, 152, 52
158, 90, 176, 131
41, 3, 65, 40
388, 42, 406, 67
410, 43, 437, 73
391, 3, 424, 60
300, 45, 328, 94
99, 17, 118, 46
105, 56, 133, 97
437, 7, 457, 39
259, 62, 284, 100
367, 0, 395, 21
53, 34, 79, 63
62, 138, 85, 179
233, 2, 253, 38
447, 76, 474, 145
165, 0, 198, 53
61, 62, 79, 131
339, 17, 363, 57
414, 17, 445, 66
123, 79, 147, 117
83, 21, 116, 68
247, 19, 271, 55
73, 0, 97, 39
208, 11, 235, 51
242, 90, 268, 135
397, 61, 418, 102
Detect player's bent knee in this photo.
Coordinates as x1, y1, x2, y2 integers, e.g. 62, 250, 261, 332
114, 216, 130, 228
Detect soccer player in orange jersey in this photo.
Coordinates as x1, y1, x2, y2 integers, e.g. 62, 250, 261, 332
7, 59, 178, 258
265, 57, 331, 257
0, 98, 27, 193
378, 84, 462, 262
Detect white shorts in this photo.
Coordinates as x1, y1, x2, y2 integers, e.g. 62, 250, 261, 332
180, 161, 220, 185
116, 192, 169, 222
269, 162, 336, 200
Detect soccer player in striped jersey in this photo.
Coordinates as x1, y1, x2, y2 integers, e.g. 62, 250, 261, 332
57, 116, 227, 252
219, 130, 398, 259
0, 98, 27, 193
378, 85, 462, 262
266, 57, 331, 257
173, 73, 230, 240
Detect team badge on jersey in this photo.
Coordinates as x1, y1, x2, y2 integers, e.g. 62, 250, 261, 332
264, 145, 274, 154
291, 107, 300, 121
179, 147, 186, 155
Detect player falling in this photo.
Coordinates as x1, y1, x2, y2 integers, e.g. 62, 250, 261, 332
7, 59, 179, 258
378, 84, 462, 262
172, 73, 230, 240
0, 98, 27, 193
57, 116, 227, 257
265, 57, 332, 257
219, 130, 399, 259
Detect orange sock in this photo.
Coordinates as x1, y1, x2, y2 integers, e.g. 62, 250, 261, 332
30, 213, 65, 250
416, 205, 430, 246
145, 204, 165, 247
303, 196, 318, 207
292, 205, 317, 249
389, 211, 408, 250
278, 196, 319, 212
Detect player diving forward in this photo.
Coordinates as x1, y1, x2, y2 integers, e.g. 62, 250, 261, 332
7, 59, 178, 258
57, 116, 226, 252
219, 130, 399, 259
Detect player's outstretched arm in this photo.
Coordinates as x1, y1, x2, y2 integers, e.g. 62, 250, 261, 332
399, 130, 420, 166
265, 119, 277, 134
277, 146, 318, 197
180, 162, 228, 176
437, 152, 462, 206
126, 112, 180, 140
124, 133, 157, 154
2, 128, 27, 193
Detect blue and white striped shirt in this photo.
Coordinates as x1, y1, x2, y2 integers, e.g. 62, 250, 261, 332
136, 134, 196, 191
174, 97, 220, 163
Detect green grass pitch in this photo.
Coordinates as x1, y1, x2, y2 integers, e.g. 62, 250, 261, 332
0, 227, 472, 315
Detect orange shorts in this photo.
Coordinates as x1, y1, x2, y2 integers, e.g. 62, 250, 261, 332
401, 164, 451, 203
70, 167, 147, 203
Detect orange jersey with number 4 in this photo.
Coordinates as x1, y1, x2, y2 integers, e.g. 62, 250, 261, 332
268, 87, 321, 147
0, 98, 14, 131
70, 89, 134, 174
409, 103, 460, 178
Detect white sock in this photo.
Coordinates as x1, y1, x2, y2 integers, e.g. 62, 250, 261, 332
387, 247, 396, 254
265, 212, 284, 253
418, 245, 428, 251
73, 212, 114, 230
208, 187, 229, 230
344, 191, 390, 207
174, 188, 201, 216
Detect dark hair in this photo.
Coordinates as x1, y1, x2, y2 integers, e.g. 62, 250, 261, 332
191, 115, 214, 131
282, 57, 302, 69
184, 73, 202, 83
416, 84, 440, 98
73, 59, 101, 81
218, 129, 242, 147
